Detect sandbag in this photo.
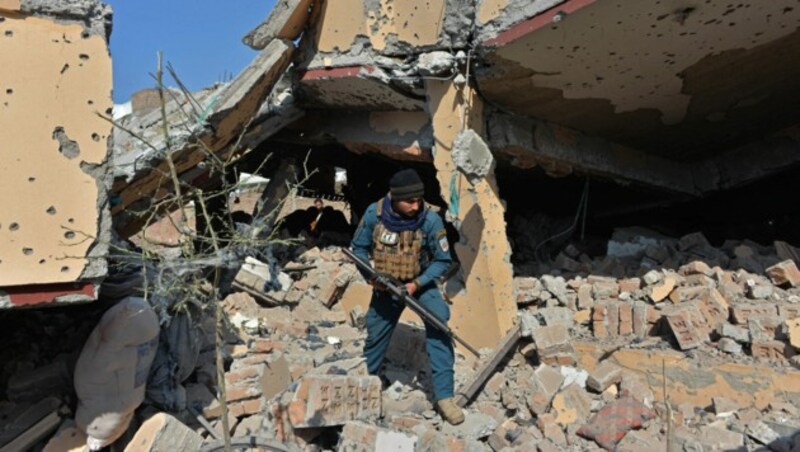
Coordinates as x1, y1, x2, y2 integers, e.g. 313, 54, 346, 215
74, 297, 159, 450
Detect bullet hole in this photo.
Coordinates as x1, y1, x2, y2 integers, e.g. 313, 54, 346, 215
87, 100, 94, 105
79, 54, 89, 61
5, 89, 12, 95
68, 218, 74, 223
0, 17, 5, 23
52, 126, 80, 159
9, 223, 19, 231
22, 248, 33, 255
28, 177, 35, 182
4, 31, 12, 37
81, 31, 90, 39
61, 266, 70, 272
105, 107, 112, 115
64, 231, 75, 239
91, 133, 100, 142
46, 206, 57, 215
39, 259, 46, 264
60, 64, 69, 74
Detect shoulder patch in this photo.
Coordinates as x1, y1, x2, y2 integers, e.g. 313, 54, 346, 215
438, 235, 450, 253
435, 229, 447, 239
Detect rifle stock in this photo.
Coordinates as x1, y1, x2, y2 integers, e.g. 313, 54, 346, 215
343, 248, 479, 356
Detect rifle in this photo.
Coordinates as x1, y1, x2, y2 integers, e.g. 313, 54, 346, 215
343, 248, 479, 356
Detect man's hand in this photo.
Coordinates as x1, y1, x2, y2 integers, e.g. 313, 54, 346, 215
404, 281, 418, 296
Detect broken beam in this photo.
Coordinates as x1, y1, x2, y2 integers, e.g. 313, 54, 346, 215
456, 325, 521, 407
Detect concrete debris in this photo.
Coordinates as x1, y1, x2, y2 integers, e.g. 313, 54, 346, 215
452, 129, 495, 185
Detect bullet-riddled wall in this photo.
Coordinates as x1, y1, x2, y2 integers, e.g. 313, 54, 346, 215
0, 1, 112, 306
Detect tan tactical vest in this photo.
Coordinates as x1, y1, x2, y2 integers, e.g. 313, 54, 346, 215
372, 199, 425, 281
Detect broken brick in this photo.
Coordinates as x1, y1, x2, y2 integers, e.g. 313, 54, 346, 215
124, 413, 204, 452
766, 260, 800, 287
527, 365, 564, 416
666, 307, 706, 350
618, 303, 633, 336
787, 317, 800, 349
337, 421, 417, 451
649, 276, 676, 303
586, 361, 623, 393
551, 384, 592, 427
532, 325, 575, 365
577, 396, 656, 450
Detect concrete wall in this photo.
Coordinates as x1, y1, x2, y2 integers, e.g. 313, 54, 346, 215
0, 1, 112, 307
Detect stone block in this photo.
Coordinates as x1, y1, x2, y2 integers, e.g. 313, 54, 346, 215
337, 421, 417, 451
678, 232, 711, 251
286, 375, 382, 428
766, 260, 800, 287
586, 361, 623, 393
124, 413, 204, 452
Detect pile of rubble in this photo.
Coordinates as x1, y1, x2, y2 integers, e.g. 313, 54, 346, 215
3, 228, 800, 451
129, 231, 800, 451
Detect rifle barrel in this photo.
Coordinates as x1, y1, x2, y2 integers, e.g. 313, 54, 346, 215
343, 248, 479, 356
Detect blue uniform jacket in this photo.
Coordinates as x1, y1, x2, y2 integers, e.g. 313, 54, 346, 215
350, 201, 452, 288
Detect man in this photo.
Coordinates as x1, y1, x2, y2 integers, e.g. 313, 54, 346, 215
308, 198, 324, 235
350, 169, 464, 425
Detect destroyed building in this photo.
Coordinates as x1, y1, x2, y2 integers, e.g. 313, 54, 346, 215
2, 0, 800, 451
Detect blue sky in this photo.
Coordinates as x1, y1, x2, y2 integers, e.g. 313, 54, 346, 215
106, 0, 276, 103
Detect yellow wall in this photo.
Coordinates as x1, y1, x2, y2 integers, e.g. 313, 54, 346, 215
0, 13, 112, 286
315, 0, 446, 53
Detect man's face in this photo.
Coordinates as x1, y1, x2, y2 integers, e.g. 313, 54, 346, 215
393, 198, 421, 217
314, 200, 323, 209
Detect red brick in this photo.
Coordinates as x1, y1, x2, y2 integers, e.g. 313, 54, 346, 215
250, 338, 277, 354
607, 302, 620, 336
779, 305, 800, 320
731, 305, 779, 325
229, 398, 264, 417
751, 341, 795, 361
225, 364, 265, 386
286, 375, 382, 428
226, 384, 262, 402
618, 303, 633, 336
618, 278, 641, 294
649, 276, 676, 303
666, 308, 706, 350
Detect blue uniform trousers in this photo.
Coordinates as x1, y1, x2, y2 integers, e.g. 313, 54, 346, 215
363, 284, 454, 400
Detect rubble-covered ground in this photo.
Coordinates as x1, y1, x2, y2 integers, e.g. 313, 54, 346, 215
3, 221, 799, 451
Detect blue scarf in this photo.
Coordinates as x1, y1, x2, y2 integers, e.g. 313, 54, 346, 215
380, 196, 426, 232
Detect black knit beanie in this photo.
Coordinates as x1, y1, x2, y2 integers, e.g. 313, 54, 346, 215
389, 169, 424, 200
